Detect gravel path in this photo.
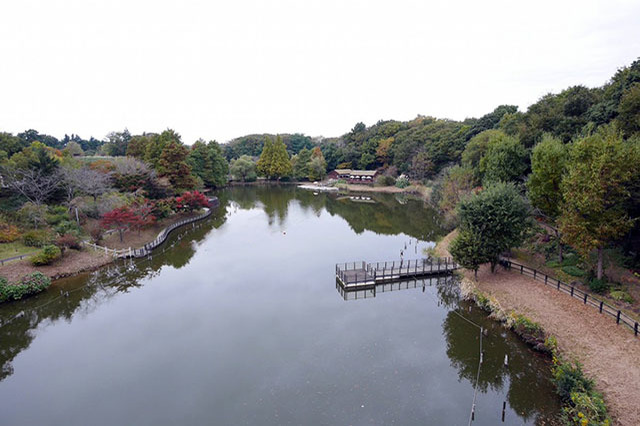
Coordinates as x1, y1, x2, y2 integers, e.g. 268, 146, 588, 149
437, 231, 640, 425
473, 265, 640, 425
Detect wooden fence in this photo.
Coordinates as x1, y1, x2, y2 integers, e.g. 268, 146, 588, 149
500, 259, 639, 337
0, 252, 39, 266
85, 197, 219, 259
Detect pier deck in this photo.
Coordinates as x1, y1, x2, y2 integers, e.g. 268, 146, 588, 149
336, 258, 459, 290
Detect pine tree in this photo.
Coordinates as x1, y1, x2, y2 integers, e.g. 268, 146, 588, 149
257, 137, 274, 178
270, 135, 292, 179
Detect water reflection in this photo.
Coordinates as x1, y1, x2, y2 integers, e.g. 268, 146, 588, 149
0, 186, 560, 426
220, 186, 445, 241
337, 275, 561, 425
336, 276, 460, 306
0, 196, 231, 383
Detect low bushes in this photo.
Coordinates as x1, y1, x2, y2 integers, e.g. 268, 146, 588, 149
609, 289, 633, 303
0, 272, 51, 303
587, 277, 610, 294
375, 175, 396, 186
22, 229, 53, 247
31, 245, 62, 266
551, 358, 610, 425
0, 222, 20, 243
395, 175, 410, 188
55, 234, 81, 253
562, 265, 586, 277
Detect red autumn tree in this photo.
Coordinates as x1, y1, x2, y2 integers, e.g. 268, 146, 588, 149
132, 200, 156, 235
101, 206, 143, 242
175, 191, 209, 213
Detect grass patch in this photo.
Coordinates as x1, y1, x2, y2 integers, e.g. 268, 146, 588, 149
0, 241, 36, 260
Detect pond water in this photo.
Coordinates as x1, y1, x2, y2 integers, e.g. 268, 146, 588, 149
0, 186, 561, 425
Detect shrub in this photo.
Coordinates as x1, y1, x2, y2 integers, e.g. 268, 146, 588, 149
545, 260, 562, 268
562, 265, 586, 277
54, 220, 81, 236
552, 359, 593, 401
151, 198, 175, 219
0, 221, 20, 242
375, 175, 396, 186
609, 289, 633, 304
55, 234, 81, 254
588, 277, 610, 294
562, 391, 610, 426
31, 245, 62, 266
175, 191, 209, 212
22, 229, 53, 247
561, 253, 580, 267
395, 175, 410, 188
0, 272, 51, 302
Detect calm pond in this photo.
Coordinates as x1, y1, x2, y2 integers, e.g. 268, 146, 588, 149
0, 186, 561, 425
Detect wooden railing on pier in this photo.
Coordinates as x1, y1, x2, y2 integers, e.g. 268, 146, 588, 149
500, 259, 639, 337
336, 257, 459, 288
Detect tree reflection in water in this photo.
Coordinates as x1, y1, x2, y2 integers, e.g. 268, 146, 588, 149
0, 196, 231, 383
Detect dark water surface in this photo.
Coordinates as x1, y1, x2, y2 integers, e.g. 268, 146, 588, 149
0, 186, 561, 425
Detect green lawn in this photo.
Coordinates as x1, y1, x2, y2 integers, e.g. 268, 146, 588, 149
0, 241, 38, 261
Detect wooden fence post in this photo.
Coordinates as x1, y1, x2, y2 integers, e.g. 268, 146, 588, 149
599, 301, 603, 313
616, 311, 621, 325
570, 286, 574, 297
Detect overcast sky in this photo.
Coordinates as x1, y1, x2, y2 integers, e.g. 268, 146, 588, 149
1, 0, 639, 144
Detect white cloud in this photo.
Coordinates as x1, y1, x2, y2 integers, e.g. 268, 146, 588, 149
1, 0, 639, 143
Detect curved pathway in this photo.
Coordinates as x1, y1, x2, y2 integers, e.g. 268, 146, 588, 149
436, 231, 640, 425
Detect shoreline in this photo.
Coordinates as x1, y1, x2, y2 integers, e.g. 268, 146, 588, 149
436, 230, 639, 425
0, 208, 213, 299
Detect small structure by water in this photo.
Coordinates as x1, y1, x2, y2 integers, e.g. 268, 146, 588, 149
336, 257, 459, 290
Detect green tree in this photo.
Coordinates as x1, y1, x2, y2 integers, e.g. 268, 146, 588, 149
452, 182, 530, 272
127, 134, 153, 158
271, 136, 293, 179
229, 155, 257, 182
449, 229, 488, 280
292, 148, 311, 180
188, 140, 229, 188
256, 136, 274, 178
0, 132, 27, 157
479, 134, 529, 184
257, 136, 292, 180
308, 157, 327, 181
101, 129, 132, 156
145, 130, 180, 169
461, 129, 503, 185
527, 134, 569, 261
9, 142, 59, 175
157, 140, 196, 190
616, 83, 640, 137
559, 127, 639, 279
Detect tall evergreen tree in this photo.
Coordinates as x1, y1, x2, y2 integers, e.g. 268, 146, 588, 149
257, 137, 274, 178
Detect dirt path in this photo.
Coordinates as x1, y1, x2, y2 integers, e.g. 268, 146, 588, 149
438, 231, 640, 425
0, 249, 111, 283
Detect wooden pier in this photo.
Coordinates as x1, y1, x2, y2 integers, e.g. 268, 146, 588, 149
336, 257, 459, 290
